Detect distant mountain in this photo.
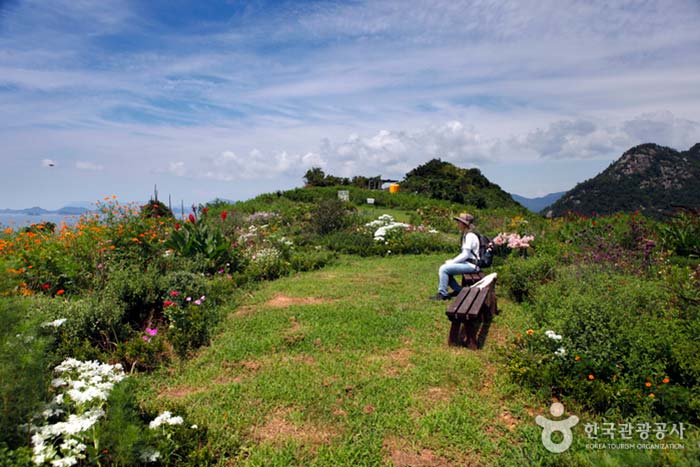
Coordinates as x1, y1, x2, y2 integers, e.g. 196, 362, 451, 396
0, 205, 91, 216
547, 143, 700, 218
401, 159, 522, 209
510, 192, 567, 213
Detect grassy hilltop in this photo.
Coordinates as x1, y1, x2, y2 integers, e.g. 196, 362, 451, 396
1, 186, 699, 466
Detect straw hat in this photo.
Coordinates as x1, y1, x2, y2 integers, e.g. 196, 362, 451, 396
452, 212, 474, 226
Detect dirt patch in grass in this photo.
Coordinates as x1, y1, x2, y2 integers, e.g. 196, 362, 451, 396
421, 386, 453, 405
213, 374, 245, 385
252, 408, 338, 448
233, 305, 256, 317
158, 385, 206, 399
266, 294, 329, 308
383, 436, 452, 467
240, 359, 262, 372
498, 411, 519, 432
369, 348, 415, 377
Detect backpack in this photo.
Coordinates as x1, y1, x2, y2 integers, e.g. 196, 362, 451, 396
467, 232, 493, 268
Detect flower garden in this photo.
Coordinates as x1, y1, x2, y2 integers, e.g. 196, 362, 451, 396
1, 187, 699, 465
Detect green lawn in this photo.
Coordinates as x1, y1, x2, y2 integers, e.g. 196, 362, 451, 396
137, 254, 697, 466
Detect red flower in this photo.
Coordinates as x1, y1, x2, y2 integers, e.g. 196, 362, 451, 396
221, 210, 228, 221
188, 213, 196, 223
42, 283, 50, 290
56, 289, 65, 296
169, 291, 179, 297
174, 223, 180, 231
202, 207, 209, 215
163, 300, 176, 307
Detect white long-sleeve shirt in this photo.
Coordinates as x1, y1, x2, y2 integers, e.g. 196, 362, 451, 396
449, 232, 480, 264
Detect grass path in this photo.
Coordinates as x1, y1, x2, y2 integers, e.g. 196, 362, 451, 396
136, 255, 572, 466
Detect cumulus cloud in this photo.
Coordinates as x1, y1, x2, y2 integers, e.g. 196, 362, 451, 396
517, 119, 629, 159
320, 121, 498, 177
41, 158, 56, 167
75, 161, 103, 171
168, 150, 325, 181
621, 111, 700, 150
515, 112, 700, 159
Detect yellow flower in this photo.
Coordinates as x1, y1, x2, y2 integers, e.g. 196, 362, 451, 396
649, 393, 655, 398
526, 329, 534, 335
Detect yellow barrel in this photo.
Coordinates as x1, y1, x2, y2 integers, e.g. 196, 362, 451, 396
389, 183, 400, 194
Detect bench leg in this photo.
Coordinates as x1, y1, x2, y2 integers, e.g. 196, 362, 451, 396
464, 320, 479, 350
447, 321, 462, 346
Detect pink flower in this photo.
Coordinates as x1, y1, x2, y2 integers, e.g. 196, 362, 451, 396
143, 335, 150, 342
194, 299, 202, 305
186, 297, 191, 302
145, 327, 158, 337
200, 295, 206, 301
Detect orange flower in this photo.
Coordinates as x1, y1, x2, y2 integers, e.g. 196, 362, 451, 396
526, 329, 534, 335
3, 227, 12, 234
104, 196, 110, 201
575, 356, 580, 361
56, 289, 65, 295
588, 374, 595, 380
645, 382, 652, 387
662, 377, 670, 384
649, 393, 655, 398
112, 195, 117, 199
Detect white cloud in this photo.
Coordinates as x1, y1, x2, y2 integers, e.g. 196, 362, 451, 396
169, 149, 325, 181
318, 121, 498, 177
168, 161, 186, 177
515, 113, 700, 160
75, 161, 103, 171
517, 119, 628, 159
621, 111, 700, 149
41, 159, 57, 167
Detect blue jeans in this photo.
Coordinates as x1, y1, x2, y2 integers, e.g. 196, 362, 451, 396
438, 262, 478, 296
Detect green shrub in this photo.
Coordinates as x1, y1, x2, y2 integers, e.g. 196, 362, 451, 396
509, 267, 700, 422
105, 264, 165, 328
0, 299, 53, 449
324, 230, 380, 256
309, 199, 354, 235
500, 254, 558, 303
659, 208, 700, 257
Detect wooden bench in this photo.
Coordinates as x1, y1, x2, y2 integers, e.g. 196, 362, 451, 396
462, 271, 485, 287
445, 273, 498, 349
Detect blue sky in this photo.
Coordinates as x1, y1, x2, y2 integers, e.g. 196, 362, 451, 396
1, 0, 700, 209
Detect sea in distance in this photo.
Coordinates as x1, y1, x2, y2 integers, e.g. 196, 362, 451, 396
0, 213, 83, 228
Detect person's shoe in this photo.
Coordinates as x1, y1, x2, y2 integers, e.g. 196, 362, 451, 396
449, 290, 462, 298
430, 293, 450, 301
